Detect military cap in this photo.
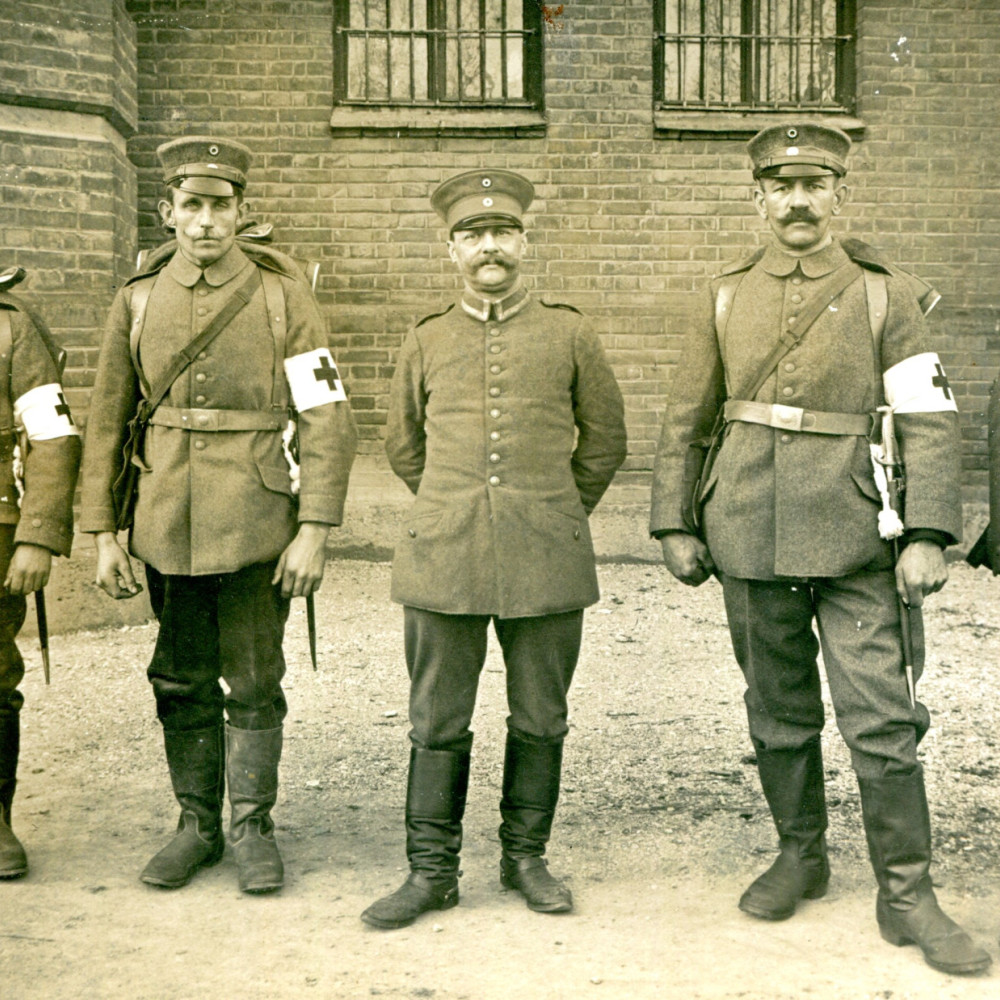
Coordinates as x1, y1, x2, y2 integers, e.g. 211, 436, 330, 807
157, 135, 253, 197
431, 169, 534, 234
748, 122, 851, 179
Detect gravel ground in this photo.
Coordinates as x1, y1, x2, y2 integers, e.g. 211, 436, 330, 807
2, 549, 1000, 999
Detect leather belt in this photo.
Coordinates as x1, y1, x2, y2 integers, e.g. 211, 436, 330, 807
149, 407, 286, 432
724, 400, 872, 436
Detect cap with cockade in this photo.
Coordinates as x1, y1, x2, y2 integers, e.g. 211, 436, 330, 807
748, 122, 851, 179
157, 136, 253, 197
431, 169, 534, 233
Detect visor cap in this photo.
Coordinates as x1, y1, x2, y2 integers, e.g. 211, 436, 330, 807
157, 135, 253, 197
748, 122, 851, 179
431, 169, 534, 233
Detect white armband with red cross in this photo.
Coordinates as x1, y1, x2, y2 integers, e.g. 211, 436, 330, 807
283, 348, 348, 412
13, 383, 80, 440
883, 352, 958, 414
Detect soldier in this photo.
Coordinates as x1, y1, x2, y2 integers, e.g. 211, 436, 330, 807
0, 267, 80, 879
361, 170, 627, 929
79, 136, 357, 894
650, 123, 991, 975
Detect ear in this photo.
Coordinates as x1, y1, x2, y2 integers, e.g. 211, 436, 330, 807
447, 239, 458, 264
236, 199, 249, 226
158, 198, 176, 231
831, 180, 849, 216
752, 184, 768, 220
518, 230, 528, 254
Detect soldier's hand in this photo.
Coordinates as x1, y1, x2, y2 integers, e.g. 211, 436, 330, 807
895, 539, 948, 608
94, 531, 143, 600
4, 543, 53, 596
273, 522, 330, 598
659, 531, 716, 587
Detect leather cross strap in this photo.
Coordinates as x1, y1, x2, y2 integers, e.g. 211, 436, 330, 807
728, 260, 864, 409
137, 267, 260, 419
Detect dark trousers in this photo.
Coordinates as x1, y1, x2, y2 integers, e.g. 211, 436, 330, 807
0, 525, 26, 718
720, 570, 929, 778
403, 606, 583, 750
146, 561, 290, 732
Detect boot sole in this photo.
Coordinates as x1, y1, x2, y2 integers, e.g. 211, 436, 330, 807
878, 925, 993, 975
738, 881, 828, 921
0, 867, 27, 880
499, 871, 574, 913
140, 842, 225, 889
361, 890, 459, 929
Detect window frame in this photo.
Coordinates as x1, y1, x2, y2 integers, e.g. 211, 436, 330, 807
330, 0, 546, 136
652, 0, 862, 139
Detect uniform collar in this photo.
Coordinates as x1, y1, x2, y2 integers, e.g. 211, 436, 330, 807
165, 243, 250, 288
461, 281, 530, 322
760, 238, 849, 278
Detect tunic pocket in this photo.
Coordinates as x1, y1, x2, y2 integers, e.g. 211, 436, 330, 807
257, 459, 295, 497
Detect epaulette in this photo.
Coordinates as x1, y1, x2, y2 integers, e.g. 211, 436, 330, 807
716, 247, 765, 278
415, 303, 455, 328
539, 300, 582, 314
840, 238, 892, 274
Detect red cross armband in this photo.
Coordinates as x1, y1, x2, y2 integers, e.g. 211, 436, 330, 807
283, 348, 348, 412
883, 352, 958, 415
13, 383, 80, 441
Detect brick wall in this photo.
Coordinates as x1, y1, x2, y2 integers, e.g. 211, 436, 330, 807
13, 0, 999, 500
0, 0, 138, 419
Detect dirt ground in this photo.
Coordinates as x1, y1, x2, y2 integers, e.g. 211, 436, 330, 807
3, 496, 1000, 1000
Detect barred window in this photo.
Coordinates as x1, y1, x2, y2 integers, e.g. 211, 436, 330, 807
333, 0, 543, 110
653, 0, 856, 113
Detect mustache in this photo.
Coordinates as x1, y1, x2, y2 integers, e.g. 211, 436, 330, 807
473, 254, 513, 269
778, 209, 821, 224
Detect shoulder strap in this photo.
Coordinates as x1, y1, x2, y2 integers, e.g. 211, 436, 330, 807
714, 271, 749, 388
733, 261, 864, 403
259, 268, 289, 410
139, 268, 261, 415
863, 269, 888, 403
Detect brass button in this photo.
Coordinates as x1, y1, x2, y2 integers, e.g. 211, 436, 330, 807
490, 364, 501, 374
198, 351, 207, 360
787, 316, 797, 326
195, 395, 206, 404
489, 475, 500, 486
784, 362, 795, 372
489, 328, 500, 337
489, 387, 500, 397
196, 414, 209, 426
489, 453, 500, 463
490, 431, 500, 441
781, 434, 792, 443
573, 529, 580, 540
31, 518, 42, 528
194, 440, 206, 450
791, 277, 802, 285
782, 386, 794, 397
489, 344, 502, 354
195, 373, 207, 383
197, 307, 208, 316
490, 408, 501, 419
791, 293, 803, 304
408, 528, 416, 538
197, 288, 208, 297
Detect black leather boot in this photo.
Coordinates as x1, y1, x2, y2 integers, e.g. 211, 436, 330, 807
738, 738, 830, 920
0, 711, 27, 879
498, 729, 572, 913
859, 766, 991, 976
141, 726, 225, 888
227, 725, 284, 893
361, 746, 470, 929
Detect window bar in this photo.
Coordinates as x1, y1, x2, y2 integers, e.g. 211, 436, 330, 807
698, 0, 706, 105
478, 0, 488, 103
652, 0, 665, 105
740, 0, 753, 106
409, 0, 416, 102
500, 0, 509, 100
386, 0, 394, 101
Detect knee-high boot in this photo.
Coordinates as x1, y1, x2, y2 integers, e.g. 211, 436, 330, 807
141, 725, 225, 888
226, 724, 284, 894
498, 729, 572, 913
0, 712, 27, 879
361, 745, 470, 929
739, 737, 830, 920
859, 765, 991, 975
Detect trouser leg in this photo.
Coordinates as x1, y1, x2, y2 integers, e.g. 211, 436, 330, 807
721, 576, 829, 919
0, 528, 33, 879
494, 611, 581, 913
858, 766, 990, 975
361, 608, 485, 929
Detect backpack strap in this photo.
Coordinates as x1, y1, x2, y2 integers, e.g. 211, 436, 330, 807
863, 268, 889, 402
0, 309, 13, 435
259, 267, 289, 411
128, 275, 157, 396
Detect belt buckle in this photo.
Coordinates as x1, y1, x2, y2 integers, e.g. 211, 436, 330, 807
771, 404, 804, 432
